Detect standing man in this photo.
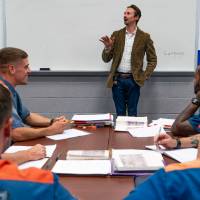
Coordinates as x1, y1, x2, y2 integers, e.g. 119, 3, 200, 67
0, 47, 68, 141
100, 4, 157, 116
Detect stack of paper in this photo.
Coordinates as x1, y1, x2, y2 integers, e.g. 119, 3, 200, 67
145, 145, 197, 163
129, 125, 165, 137
71, 113, 113, 127
112, 149, 164, 172
66, 150, 109, 160
115, 116, 148, 132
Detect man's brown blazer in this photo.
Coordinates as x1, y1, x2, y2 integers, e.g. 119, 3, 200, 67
102, 27, 157, 88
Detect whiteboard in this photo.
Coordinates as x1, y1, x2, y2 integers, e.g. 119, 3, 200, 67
0, 0, 5, 48
5, 0, 198, 72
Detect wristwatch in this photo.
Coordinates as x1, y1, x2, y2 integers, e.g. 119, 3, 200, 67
191, 97, 200, 106
174, 138, 181, 149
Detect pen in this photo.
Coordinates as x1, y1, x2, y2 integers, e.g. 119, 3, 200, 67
155, 126, 162, 152
109, 148, 112, 160
76, 125, 97, 130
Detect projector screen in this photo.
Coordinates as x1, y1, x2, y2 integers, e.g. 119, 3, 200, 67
5, 0, 198, 72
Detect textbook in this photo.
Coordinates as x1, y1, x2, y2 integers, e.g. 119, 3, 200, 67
66, 150, 109, 160
112, 149, 164, 172
71, 113, 114, 127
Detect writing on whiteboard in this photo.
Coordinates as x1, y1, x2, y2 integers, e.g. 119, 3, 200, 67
163, 51, 184, 56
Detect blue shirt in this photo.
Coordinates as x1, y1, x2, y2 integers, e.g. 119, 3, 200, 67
0, 76, 30, 128
188, 113, 200, 132
124, 167, 200, 200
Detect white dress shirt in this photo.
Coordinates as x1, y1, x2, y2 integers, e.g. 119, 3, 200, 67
117, 28, 137, 73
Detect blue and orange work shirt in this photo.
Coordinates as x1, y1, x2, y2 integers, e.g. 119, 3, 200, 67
0, 160, 76, 200
124, 160, 200, 200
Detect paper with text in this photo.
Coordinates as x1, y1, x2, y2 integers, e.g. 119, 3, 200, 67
112, 149, 164, 171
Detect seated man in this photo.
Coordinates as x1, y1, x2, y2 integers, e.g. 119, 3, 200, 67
0, 47, 69, 141
169, 65, 200, 137
0, 84, 76, 199
124, 155, 200, 200
0, 80, 46, 165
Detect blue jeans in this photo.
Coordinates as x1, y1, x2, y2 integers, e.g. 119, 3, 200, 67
112, 76, 140, 116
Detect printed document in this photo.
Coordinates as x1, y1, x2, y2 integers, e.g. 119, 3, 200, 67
115, 116, 148, 131
66, 150, 109, 160
112, 149, 164, 171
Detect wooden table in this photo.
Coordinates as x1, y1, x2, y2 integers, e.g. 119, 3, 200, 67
15, 127, 177, 200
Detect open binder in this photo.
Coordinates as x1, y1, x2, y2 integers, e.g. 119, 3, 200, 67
52, 149, 164, 176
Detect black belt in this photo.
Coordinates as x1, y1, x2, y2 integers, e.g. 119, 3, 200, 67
115, 72, 132, 78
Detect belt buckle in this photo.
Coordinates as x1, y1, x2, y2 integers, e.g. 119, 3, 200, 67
120, 73, 131, 78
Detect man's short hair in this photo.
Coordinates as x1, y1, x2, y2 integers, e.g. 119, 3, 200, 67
0, 84, 12, 128
0, 47, 28, 72
127, 4, 142, 24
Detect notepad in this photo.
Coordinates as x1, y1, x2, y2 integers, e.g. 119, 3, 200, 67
52, 160, 111, 175
112, 149, 164, 172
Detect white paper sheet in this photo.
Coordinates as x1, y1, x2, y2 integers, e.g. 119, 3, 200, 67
145, 145, 197, 163
129, 125, 166, 137
164, 148, 197, 163
52, 160, 111, 175
4, 144, 56, 158
19, 158, 48, 170
149, 118, 175, 127
46, 129, 91, 140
